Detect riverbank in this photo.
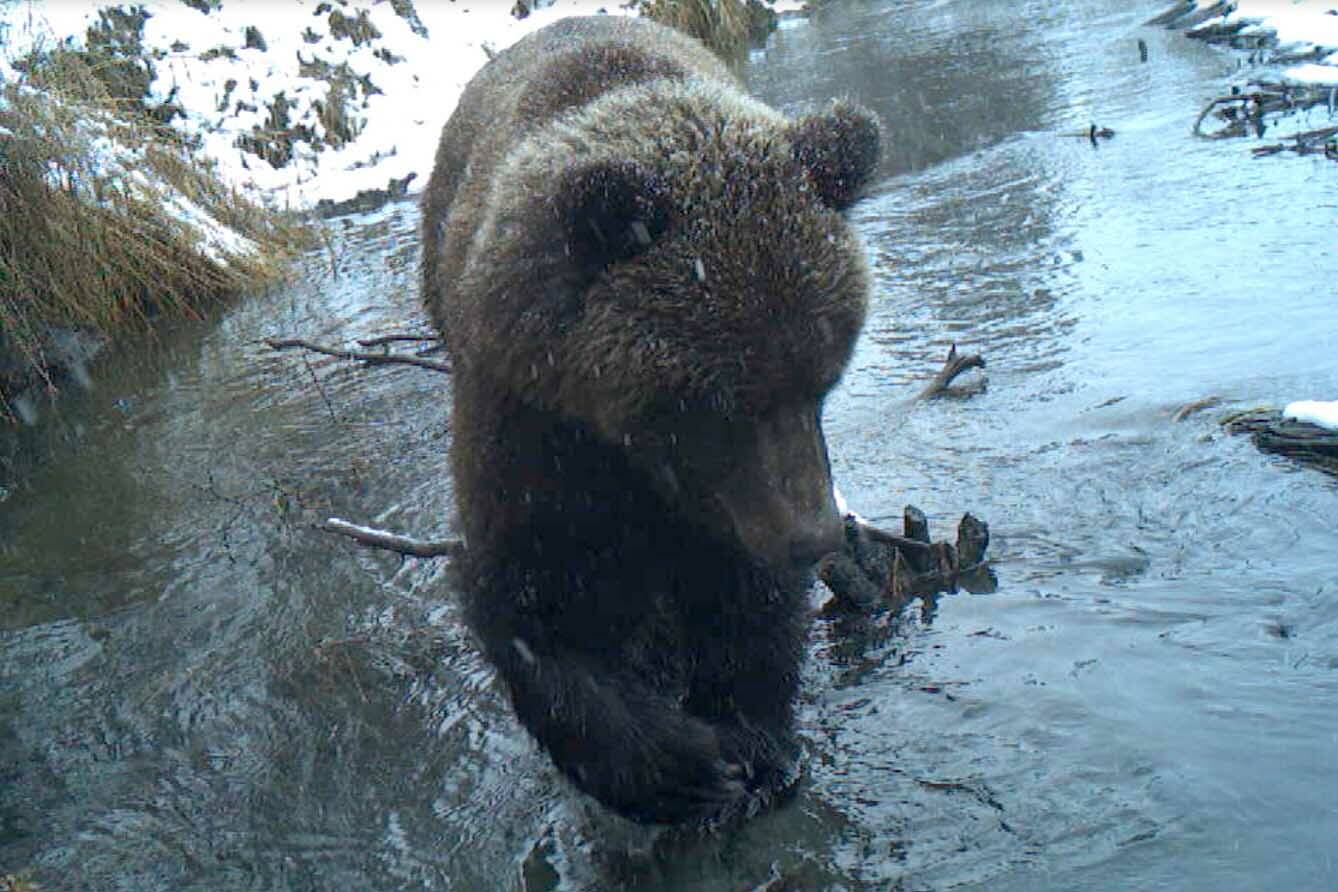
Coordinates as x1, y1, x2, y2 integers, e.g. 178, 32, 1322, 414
1155, 0, 1338, 83
0, 0, 803, 425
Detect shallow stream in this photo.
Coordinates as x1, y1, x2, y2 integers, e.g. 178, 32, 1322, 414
3, 1, 1337, 889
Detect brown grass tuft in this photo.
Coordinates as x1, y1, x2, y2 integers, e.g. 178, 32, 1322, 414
0, 46, 308, 417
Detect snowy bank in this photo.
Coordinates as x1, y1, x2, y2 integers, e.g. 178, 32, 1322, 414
1158, 0, 1338, 85
1284, 400, 1338, 432
1, 1, 637, 212
2, 0, 806, 213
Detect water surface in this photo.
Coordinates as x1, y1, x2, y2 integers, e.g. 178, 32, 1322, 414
3, 1, 1337, 889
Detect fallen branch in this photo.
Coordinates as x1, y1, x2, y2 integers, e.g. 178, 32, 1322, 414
915, 343, 986, 400
1251, 124, 1338, 160
1194, 83, 1338, 141
321, 517, 464, 558
265, 337, 451, 374
1058, 124, 1116, 144
355, 332, 442, 348
821, 507, 996, 614
1171, 395, 1222, 422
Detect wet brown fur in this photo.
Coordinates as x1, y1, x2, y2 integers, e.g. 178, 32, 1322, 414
420, 16, 880, 826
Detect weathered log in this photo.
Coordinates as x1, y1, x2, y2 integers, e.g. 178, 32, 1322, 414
821, 507, 996, 615
1222, 409, 1338, 477
1146, 0, 1232, 29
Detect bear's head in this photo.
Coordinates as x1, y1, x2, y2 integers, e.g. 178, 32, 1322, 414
470, 92, 881, 571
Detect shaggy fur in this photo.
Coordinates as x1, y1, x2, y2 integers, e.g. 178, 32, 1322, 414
421, 16, 879, 825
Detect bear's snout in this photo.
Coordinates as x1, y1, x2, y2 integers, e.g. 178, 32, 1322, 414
708, 406, 844, 570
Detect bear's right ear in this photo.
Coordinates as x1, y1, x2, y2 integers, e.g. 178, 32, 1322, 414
789, 101, 882, 211
559, 161, 672, 276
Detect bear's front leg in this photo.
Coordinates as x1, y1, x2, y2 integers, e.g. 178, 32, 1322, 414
681, 572, 811, 809
471, 605, 754, 825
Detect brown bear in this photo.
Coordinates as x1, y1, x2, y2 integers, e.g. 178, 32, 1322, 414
420, 15, 879, 826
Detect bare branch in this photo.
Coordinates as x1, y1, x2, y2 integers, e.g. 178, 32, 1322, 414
915, 343, 986, 400
265, 337, 451, 374
355, 333, 442, 348
321, 517, 464, 559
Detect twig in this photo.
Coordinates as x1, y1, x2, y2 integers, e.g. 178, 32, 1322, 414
265, 337, 451, 374
915, 343, 986, 400
355, 333, 441, 348
1250, 124, 1338, 160
1172, 395, 1222, 422
321, 517, 464, 559
302, 353, 341, 424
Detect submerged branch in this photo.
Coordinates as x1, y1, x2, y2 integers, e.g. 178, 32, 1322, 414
1251, 124, 1338, 160
265, 337, 451, 373
355, 332, 442, 348
914, 343, 986, 401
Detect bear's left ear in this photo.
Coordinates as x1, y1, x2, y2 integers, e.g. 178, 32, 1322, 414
789, 100, 882, 211
559, 160, 672, 276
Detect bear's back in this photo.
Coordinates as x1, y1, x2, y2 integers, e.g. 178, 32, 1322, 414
421, 17, 737, 337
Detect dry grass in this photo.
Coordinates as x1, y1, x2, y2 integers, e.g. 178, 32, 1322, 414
0, 47, 308, 413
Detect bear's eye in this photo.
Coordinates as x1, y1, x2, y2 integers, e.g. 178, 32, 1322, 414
563, 161, 672, 277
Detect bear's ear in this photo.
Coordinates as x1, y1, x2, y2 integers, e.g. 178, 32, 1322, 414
789, 100, 882, 211
559, 160, 672, 275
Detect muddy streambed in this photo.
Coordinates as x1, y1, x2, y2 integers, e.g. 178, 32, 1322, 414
3, 1, 1338, 889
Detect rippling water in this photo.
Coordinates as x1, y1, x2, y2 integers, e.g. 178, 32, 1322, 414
4, 1, 1337, 889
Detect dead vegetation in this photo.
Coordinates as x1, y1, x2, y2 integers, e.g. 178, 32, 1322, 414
0, 43, 308, 421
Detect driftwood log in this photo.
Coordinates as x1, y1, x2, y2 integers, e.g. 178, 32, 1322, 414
819, 507, 996, 615
1222, 409, 1338, 477
1194, 83, 1338, 144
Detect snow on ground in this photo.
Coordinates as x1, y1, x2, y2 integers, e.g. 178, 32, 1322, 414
1, 0, 1334, 214
0, 0, 650, 211
1284, 400, 1338, 431
1190, 0, 1338, 84
1, 0, 807, 213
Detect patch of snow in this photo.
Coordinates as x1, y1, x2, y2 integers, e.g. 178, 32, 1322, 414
1192, 0, 1338, 85
1283, 61, 1338, 86
1283, 400, 1338, 431
1, 0, 642, 211
832, 484, 867, 524
2, 0, 811, 218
